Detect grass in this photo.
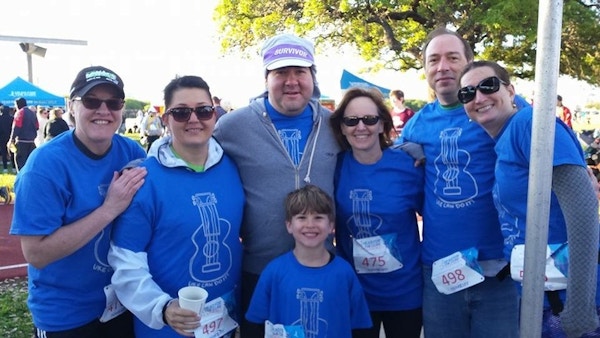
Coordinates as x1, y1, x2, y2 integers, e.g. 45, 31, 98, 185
0, 277, 31, 337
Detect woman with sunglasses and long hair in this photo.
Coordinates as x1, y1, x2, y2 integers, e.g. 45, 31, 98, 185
108, 75, 244, 338
330, 86, 424, 337
10, 65, 148, 337
459, 60, 600, 337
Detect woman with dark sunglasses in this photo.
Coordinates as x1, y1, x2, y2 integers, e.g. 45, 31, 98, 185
459, 60, 600, 337
108, 75, 244, 338
9, 65, 148, 338
330, 86, 425, 337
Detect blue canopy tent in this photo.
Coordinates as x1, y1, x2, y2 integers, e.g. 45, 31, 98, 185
0, 77, 65, 107
339, 69, 391, 96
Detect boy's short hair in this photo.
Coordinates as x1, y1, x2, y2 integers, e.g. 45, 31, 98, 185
285, 184, 334, 221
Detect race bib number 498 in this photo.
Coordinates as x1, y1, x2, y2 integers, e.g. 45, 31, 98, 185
431, 248, 484, 295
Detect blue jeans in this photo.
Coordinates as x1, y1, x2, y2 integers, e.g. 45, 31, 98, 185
422, 265, 519, 338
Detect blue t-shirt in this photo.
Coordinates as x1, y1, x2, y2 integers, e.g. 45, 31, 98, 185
401, 101, 505, 265
111, 154, 245, 338
246, 252, 372, 337
265, 99, 313, 166
9, 130, 146, 331
334, 148, 423, 311
492, 106, 600, 306
494, 106, 585, 258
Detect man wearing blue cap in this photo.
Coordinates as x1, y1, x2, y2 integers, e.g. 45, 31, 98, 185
214, 33, 341, 336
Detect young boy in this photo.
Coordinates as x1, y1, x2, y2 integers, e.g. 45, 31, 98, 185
245, 185, 373, 337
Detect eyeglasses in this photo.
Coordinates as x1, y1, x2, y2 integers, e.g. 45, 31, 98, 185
342, 115, 380, 127
457, 76, 508, 104
166, 106, 215, 122
73, 97, 125, 110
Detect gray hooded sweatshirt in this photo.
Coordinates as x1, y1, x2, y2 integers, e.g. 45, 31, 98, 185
213, 97, 340, 274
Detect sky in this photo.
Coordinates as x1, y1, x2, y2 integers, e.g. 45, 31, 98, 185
0, 0, 597, 110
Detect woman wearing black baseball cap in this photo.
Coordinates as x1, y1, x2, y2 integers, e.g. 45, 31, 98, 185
10, 65, 147, 337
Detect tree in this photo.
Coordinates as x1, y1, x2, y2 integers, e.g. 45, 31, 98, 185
124, 98, 149, 112
214, 0, 600, 85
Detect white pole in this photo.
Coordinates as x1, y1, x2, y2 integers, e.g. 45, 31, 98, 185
520, 1, 563, 337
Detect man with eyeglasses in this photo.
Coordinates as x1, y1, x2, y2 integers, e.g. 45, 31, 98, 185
10, 65, 147, 338
213, 33, 340, 336
399, 28, 529, 337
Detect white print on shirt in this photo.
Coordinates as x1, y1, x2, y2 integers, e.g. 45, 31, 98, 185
492, 185, 522, 249
434, 128, 478, 208
279, 129, 303, 165
189, 193, 233, 287
345, 189, 382, 238
346, 189, 402, 273
291, 288, 328, 338
93, 183, 112, 272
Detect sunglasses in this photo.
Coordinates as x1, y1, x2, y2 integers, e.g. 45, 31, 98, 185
457, 76, 508, 104
73, 97, 125, 110
166, 106, 215, 122
342, 115, 380, 127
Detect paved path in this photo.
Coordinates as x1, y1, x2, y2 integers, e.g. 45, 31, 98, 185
0, 204, 27, 280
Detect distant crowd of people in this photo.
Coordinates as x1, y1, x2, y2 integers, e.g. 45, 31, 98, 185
6, 27, 600, 338
0, 100, 70, 174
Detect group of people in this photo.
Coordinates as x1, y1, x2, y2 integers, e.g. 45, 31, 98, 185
1, 100, 70, 174
8, 28, 600, 338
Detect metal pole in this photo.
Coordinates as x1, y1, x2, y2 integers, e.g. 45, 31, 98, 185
26, 53, 33, 83
520, 1, 563, 337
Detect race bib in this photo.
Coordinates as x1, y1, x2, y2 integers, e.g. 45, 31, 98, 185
431, 247, 485, 295
193, 297, 239, 338
352, 234, 403, 274
99, 284, 126, 323
510, 243, 568, 291
265, 320, 305, 338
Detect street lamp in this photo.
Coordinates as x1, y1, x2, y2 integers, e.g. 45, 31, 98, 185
19, 43, 47, 83
0, 35, 87, 84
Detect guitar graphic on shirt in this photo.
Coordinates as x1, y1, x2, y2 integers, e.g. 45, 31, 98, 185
189, 192, 233, 283
434, 128, 478, 204
345, 189, 383, 238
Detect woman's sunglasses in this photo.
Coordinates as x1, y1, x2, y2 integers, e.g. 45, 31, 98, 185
166, 106, 215, 123
457, 76, 508, 104
342, 115, 380, 127
72, 97, 125, 110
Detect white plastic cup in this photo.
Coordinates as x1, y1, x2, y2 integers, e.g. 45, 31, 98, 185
178, 286, 209, 314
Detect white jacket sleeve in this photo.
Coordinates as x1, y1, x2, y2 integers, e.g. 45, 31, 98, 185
108, 242, 172, 329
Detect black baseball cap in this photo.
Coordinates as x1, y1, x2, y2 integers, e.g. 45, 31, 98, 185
69, 66, 125, 99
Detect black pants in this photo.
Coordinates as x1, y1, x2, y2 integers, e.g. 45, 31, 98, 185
145, 135, 160, 152
14, 142, 35, 172
0, 137, 9, 169
240, 271, 262, 337
352, 308, 423, 338
33, 311, 134, 338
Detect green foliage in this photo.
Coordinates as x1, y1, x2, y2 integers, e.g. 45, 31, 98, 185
214, 0, 600, 85
405, 99, 428, 112
585, 101, 600, 110
124, 99, 150, 112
